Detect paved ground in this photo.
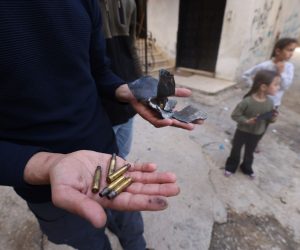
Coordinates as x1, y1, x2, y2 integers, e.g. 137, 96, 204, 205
1, 51, 300, 250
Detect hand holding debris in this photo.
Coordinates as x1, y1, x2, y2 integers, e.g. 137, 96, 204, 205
116, 69, 207, 130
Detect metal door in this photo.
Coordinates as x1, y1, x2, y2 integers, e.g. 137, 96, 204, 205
176, 0, 226, 73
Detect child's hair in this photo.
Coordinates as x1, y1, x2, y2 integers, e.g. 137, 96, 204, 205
271, 37, 298, 57
244, 70, 279, 98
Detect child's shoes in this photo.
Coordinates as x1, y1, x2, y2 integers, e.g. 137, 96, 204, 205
254, 145, 261, 153
224, 170, 233, 177
249, 173, 256, 179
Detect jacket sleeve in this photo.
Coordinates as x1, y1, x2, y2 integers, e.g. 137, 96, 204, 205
280, 63, 294, 90
231, 100, 249, 124
89, 0, 125, 97
0, 141, 45, 187
242, 65, 260, 88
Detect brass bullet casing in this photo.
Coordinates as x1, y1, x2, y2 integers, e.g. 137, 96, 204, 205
108, 153, 117, 176
91, 166, 102, 193
106, 163, 131, 183
99, 175, 126, 197
107, 177, 133, 200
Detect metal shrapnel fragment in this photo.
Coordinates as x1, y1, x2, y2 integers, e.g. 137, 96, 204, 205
128, 69, 208, 122
156, 69, 176, 109
157, 69, 176, 98
128, 76, 158, 101
148, 98, 177, 119
172, 105, 208, 123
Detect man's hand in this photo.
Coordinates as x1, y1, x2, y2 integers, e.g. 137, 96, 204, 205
24, 151, 180, 228
115, 84, 204, 130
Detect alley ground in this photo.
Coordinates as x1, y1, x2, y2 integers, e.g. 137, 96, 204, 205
1, 51, 300, 250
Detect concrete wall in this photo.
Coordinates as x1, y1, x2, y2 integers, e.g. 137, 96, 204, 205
217, 0, 300, 81
215, 0, 257, 81
216, 0, 286, 81
147, 0, 179, 58
279, 0, 300, 38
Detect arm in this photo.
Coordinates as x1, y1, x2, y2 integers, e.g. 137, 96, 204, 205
24, 150, 180, 228
89, 1, 203, 130
0, 141, 46, 187
242, 65, 259, 87
280, 63, 294, 90
231, 100, 250, 124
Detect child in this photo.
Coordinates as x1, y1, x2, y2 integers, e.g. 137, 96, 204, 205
242, 37, 298, 153
243, 37, 298, 107
225, 70, 280, 178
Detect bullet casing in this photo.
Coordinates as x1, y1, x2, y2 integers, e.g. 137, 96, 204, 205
91, 166, 102, 193
108, 153, 117, 176
107, 177, 133, 199
106, 163, 131, 183
99, 175, 126, 197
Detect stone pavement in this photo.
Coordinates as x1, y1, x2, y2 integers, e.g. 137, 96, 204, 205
1, 52, 300, 250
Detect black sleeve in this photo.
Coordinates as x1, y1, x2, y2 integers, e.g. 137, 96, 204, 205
0, 141, 45, 187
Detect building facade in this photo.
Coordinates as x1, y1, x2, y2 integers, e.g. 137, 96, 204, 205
147, 0, 300, 81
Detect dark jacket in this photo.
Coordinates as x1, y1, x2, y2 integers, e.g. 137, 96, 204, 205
0, 0, 124, 202
99, 0, 142, 125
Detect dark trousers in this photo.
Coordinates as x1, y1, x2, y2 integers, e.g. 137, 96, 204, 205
225, 129, 263, 175
27, 202, 146, 250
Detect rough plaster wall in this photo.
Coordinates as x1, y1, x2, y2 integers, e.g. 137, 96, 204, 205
278, 0, 300, 38
236, 0, 283, 81
215, 0, 256, 81
212, 0, 300, 81
216, 0, 283, 81
235, 0, 300, 81
147, 0, 179, 58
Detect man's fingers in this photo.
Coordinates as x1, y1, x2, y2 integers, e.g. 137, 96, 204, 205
51, 186, 107, 228
192, 119, 205, 125
133, 102, 173, 128
151, 119, 173, 128
170, 119, 195, 130
106, 193, 169, 211
139, 113, 173, 128
174, 87, 192, 97
126, 183, 180, 197
128, 171, 177, 184
128, 162, 157, 172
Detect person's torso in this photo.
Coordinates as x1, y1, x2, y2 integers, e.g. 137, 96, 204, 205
0, 0, 116, 153
252, 60, 293, 106
0, 1, 117, 202
237, 96, 274, 135
99, 0, 140, 125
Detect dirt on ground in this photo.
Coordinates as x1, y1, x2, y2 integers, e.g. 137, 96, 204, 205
209, 211, 299, 250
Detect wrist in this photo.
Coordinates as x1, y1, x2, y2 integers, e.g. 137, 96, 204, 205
115, 84, 135, 103
24, 152, 65, 185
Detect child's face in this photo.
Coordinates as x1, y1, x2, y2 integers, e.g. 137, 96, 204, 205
266, 76, 281, 96
275, 42, 298, 61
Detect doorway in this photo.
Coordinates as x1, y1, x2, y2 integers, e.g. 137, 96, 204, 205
176, 0, 226, 73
